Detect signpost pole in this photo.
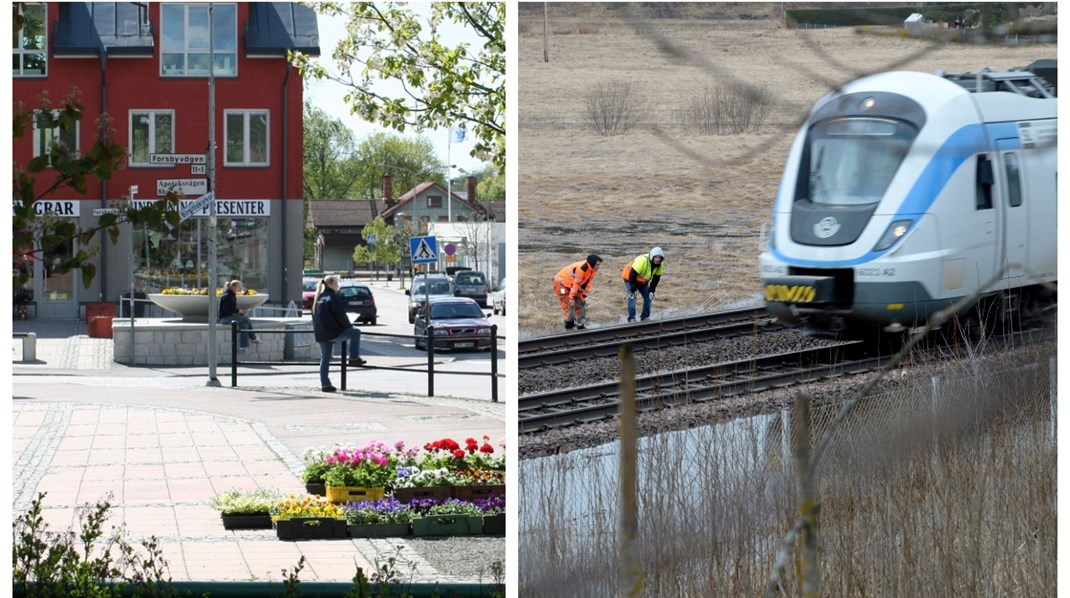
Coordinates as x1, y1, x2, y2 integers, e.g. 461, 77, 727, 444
206, 3, 220, 387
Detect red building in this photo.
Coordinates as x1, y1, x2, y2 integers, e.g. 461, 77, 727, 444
13, 2, 319, 319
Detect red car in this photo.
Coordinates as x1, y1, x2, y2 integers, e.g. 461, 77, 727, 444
302, 278, 318, 311
413, 297, 493, 351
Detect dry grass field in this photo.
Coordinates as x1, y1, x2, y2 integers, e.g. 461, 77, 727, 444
517, 3, 1056, 335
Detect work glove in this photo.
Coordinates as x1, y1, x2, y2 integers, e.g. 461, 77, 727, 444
627, 292, 636, 300
649, 292, 655, 302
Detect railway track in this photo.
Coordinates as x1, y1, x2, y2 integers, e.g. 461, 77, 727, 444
518, 307, 777, 369
519, 309, 1056, 434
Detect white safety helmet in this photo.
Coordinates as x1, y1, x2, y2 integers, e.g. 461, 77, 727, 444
650, 247, 665, 261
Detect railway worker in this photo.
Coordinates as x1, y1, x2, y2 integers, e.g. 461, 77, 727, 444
622, 246, 665, 322
553, 254, 602, 330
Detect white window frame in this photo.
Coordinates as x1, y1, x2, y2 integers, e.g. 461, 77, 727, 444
160, 3, 238, 77
128, 110, 176, 167
223, 110, 270, 167
33, 110, 80, 167
14, 3, 48, 77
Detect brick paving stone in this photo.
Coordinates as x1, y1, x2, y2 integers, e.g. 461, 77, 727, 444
13, 317, 507, 586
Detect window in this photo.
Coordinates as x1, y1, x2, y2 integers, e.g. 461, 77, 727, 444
160, 3, 237, 77
975, 155, 993, 210
129, 111, 175, 166
33, 111, 79, 167
1004, 152, 1022, 207
802, 117, 917, 206
14, 3, 47, 77
224, 110, 269, 166
427, 195, 443, 208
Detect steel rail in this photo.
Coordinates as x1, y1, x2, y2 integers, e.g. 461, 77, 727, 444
519, 342, 871, 433
519, 307, 774, 369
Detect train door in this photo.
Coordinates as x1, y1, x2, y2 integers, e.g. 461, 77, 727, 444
996, 138, 1027, 282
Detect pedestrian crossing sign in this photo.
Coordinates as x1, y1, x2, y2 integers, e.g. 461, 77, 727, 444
410, 236, 438, 264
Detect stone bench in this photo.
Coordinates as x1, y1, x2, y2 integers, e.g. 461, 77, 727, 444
111, 317, 316, 366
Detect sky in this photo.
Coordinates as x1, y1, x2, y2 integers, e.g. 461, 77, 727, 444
304, 5, 489, 178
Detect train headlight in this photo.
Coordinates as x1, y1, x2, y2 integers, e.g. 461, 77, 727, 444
873, 219, 913, 251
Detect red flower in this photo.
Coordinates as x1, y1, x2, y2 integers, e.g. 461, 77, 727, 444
452, 449, 465, 459
480, 443, 494, 454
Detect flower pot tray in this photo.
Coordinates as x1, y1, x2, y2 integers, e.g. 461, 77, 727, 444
221, 514, 273, 530
452, 485, 505, 501
347, 522, 411, 538
305, 482, 326, 496
392, 486, 452, 503
482, 513, 505, 536
274, 518, 347, 541
411, 515, 483, 537
326, 485, 386, 504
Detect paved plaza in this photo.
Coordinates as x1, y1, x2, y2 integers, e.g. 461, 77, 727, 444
11, 299, 508, 586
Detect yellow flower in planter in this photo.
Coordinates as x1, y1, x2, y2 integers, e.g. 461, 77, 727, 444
270, 494, 344, 522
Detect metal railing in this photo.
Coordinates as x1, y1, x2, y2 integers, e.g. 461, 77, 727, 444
224, 322, 502, 402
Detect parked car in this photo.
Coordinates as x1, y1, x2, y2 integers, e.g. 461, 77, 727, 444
490, 277, 506, 316
406, 274, 454, 323
452, 270, 490, 307
301, 278, 319, 311
337, 281, 378, 325
413, 297, 493, 351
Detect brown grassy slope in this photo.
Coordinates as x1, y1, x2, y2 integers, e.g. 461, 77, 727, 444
517, 12, 1055, 335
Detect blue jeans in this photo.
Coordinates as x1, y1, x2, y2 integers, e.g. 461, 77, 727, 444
624, 281, 652, 321
318, 328, 361, 387
220, 315, 256, 348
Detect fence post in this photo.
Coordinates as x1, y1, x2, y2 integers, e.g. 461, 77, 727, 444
618, 344, 642, 596
791, 394, 820, 597
231, 322, 238, 387
341, 340, 348, 391
490, 325, 498, 403
427, 327, 435, 397
1051, 356, 1057, 445
931, 375, 941, 457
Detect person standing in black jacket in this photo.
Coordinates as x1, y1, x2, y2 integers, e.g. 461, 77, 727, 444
219, 280, 259, 351
312, 274, 366, 392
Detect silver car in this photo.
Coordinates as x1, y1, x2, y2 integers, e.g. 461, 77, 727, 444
406, 275, 454, 323
452, 270, 489, 307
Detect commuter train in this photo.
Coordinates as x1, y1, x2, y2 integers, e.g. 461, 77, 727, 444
759, 63, 1056, 336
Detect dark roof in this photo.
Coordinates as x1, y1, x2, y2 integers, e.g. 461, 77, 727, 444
245, 2, 320, 56
53, 3, 154, 57
307, 200, 387, 229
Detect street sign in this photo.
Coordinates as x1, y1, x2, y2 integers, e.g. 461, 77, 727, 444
150, 153, 207, 165
92, 208, 121, 217
191, 164, 206, 175
367, 234, 377, 248
157, 178, 208, 196
444, 243, 456, 256
410, 236, 438, 265
179, 191, 215, 222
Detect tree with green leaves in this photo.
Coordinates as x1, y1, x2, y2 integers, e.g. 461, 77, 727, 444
355, 132, 445, 199
13, 90, 178, 290
294, 2, 505, 173
352, 216, 402, 277
303, 101, 362, 200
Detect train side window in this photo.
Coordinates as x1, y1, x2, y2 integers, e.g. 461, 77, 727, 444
1004, 152, 1022, 207
975, 155, 993, 210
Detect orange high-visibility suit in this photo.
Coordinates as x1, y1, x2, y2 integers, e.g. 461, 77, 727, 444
553, 255, 602, 327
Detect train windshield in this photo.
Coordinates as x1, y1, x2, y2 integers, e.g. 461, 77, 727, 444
805, 117, 916, 206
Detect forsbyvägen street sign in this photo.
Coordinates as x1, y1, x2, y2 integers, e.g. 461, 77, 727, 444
150, 153, 207, 165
